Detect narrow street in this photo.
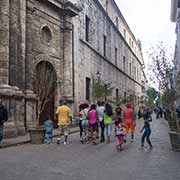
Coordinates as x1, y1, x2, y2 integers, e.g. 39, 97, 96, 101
0, 117, 180, 180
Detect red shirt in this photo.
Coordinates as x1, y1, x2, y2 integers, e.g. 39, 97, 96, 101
124, 108, 134, 124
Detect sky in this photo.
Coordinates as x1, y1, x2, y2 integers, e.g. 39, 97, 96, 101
115, 0, 176, 66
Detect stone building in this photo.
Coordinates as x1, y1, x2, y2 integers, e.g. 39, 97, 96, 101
0, 0, 145, 138
171, 0, 180, 105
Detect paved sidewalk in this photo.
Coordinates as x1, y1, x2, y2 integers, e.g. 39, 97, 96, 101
1, 126, 79, 149
0, 117, 180, 180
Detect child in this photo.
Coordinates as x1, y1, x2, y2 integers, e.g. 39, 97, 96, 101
44, 116, 54, 144
140, 109, 153, 148
115, 118, 125, 151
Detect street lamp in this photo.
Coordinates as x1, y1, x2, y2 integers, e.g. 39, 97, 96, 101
96, 70, 101, 81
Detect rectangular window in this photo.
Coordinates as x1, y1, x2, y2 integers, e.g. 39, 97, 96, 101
137, 70, 139, 81
123, 56, 126, 72
116, 16, 119, 28
124, 92, 127, 101
124, 29, 126, 40
106, 0, 108, 11
134, 67, 136, 80
103, 35, 106, 57
86, 77, 91, 100
129, 38, 131, 47
116, 88, 119, 104
85, 15, 90, 42
129, 63, 132, 76
115, 47, 118, 65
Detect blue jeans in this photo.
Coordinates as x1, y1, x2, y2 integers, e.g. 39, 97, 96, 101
105, 124, 112, 137
0, 124, 4, 144
141, 128, 152, 147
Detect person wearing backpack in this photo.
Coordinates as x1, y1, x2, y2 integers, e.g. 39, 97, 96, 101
0, 100, 8, 145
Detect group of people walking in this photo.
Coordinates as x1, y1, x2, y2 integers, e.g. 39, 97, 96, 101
77, 101, 153, 151
0, 98, 153, 150
43, 99, 153, 151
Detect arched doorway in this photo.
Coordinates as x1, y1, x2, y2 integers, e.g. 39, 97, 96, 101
33, 61, 57, 125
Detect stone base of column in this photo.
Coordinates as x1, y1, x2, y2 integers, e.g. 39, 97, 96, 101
0, 85, 26, 138
25, 90, 37, 129
3, 122, 18, 138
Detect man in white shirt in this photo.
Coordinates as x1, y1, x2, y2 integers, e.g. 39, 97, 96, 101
97, 101, 105, 143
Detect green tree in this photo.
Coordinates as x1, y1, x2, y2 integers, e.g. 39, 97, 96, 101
148, 42, 180, 132
146, 87, 158, 108
92, 79, 114, 102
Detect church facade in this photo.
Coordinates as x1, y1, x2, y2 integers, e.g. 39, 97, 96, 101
0, 0, 145, 138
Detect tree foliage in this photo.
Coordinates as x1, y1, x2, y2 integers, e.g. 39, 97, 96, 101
146, 87, 159, 108
148, 42, 173, 91
148, 42, 180, 132
92, 79, 114, 101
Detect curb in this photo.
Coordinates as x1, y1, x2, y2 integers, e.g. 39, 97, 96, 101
0, 128, 79, 149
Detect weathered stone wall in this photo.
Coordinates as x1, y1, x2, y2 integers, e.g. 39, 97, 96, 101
175, 10, 180, 105
98, 0, 143, 61
9, 0, 26, 89
0, 0, 144, 137
0, 0, 10, 85
73, 0, 143, 105
0, 0, 76, 137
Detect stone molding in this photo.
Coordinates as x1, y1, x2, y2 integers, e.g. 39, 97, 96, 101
0, 85, 24, 99
33, 54, 59, 77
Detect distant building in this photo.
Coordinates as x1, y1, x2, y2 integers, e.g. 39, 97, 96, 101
170, 0, 180, 105
0, 0, 145, 137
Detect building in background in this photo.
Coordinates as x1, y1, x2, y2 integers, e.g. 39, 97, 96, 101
170, 0, 180, 105
0, 0, 145, 138
73, 0, 146, 106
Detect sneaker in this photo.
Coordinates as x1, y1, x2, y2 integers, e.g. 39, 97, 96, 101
149, 145, 153, 149
63, 141, 67, 145
56, 138, 61, 144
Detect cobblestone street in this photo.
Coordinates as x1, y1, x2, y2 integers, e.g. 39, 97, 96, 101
0, 117, 180, 180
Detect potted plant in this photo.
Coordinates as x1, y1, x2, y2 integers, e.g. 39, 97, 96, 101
148, 42, 180, 151
29, 61, 57, 144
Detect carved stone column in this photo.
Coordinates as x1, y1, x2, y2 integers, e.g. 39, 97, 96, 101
0, 0, 10, 85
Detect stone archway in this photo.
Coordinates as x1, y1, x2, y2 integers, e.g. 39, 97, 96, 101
33, 61, 57, 125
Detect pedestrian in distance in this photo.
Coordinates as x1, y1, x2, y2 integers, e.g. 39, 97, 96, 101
140, 108, 153, 149
88, 104, 98, 145
56, 100, 72, 145
104, 103, 113, 144
78, 103, 85, 141
97, 101, 105, 143
115, 117, 126, 151
44, 116, 53, 144
0, 100, 8, 145
124, 102, 136, 141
